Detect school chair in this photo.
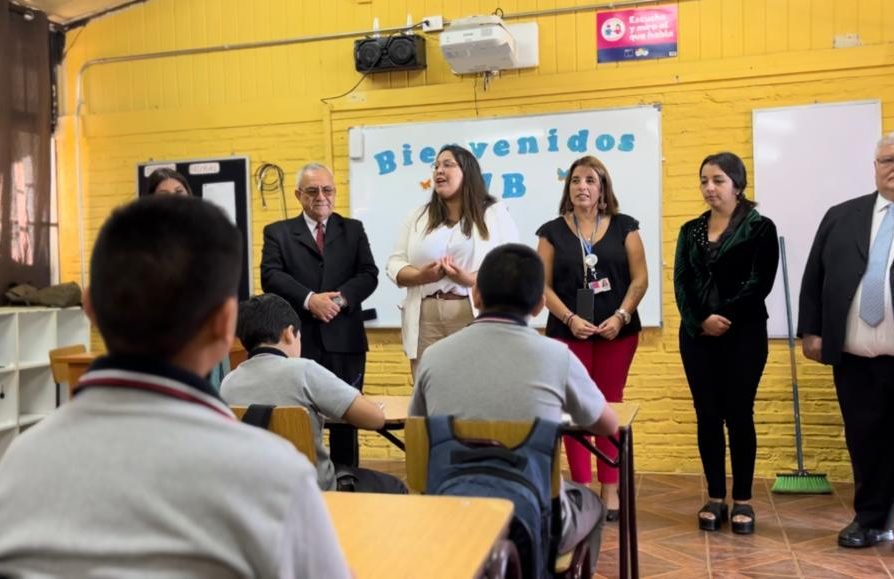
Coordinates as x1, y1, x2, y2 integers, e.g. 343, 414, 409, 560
405, 417, 592, 579
228, 338, 248, 370
49, 344, 86, 406
230, 405, 317, 465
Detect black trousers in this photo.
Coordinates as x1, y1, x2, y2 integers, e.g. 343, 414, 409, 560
679, 321, 768, 501
833, 353, 894, 530
301, 327, 365, 468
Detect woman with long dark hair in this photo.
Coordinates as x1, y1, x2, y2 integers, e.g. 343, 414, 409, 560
387, 145, 519, 375
674, 152, 779, 535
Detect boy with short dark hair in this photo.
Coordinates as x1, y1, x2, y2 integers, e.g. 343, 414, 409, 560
222, 293, 406, 494
410, 243, 619, 573
0, 195, 351, 578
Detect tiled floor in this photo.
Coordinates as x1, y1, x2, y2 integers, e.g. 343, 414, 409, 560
593, 473, 893, 579
367, 460, 893, 578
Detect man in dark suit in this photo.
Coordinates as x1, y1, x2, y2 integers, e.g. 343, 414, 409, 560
261, 163, 378, 467
799, 134, 894, 548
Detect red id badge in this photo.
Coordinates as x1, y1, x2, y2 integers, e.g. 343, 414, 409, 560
589, 278, 612, 294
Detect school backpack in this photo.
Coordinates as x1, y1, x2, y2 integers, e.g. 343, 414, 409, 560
425, 415, 562, 579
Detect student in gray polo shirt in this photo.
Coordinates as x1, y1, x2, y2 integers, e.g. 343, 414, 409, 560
0, 196, 350, 578
410, 243, 620, 574
222, 293, 406, 494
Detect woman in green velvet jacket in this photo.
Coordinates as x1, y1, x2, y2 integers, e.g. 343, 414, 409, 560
674, 152, 779, 536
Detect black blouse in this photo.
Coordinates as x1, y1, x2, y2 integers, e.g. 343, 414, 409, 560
537, 213, 642, 341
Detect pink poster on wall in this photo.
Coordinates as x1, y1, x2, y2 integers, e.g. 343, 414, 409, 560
596, 5, 678, 63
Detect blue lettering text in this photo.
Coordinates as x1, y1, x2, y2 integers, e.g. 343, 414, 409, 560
374, 150, 396, 175
469, 142, 489, 159
493, 140, 510, 157
568, 130, 589, 153
502, 173, 526, 198
548, 128, 559, 152
595, 134, 615, 152
517, 136, 539, 154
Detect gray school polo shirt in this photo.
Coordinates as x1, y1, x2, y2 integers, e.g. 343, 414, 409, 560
221, 352, 360, 491
410, 319, 607, 426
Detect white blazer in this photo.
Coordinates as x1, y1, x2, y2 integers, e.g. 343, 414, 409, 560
386, 202, 520, 359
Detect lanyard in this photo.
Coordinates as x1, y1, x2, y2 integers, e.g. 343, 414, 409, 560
573, 212, 601, 286
572, 212, 600, 255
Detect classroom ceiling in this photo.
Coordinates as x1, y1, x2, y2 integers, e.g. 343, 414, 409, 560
14, 0, 138, 25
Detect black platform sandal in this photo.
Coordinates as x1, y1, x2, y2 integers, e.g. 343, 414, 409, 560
698, 501, 728, 531
731, 503, 755, 535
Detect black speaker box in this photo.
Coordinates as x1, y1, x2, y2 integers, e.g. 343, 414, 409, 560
354, 34, 426, 73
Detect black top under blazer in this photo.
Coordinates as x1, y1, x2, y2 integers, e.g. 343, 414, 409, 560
260, 212, 378, 354
798, 192, 893, 365
674, 205, 779, 338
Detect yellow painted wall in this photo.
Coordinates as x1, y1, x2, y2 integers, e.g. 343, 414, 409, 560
56, 0, 894, 480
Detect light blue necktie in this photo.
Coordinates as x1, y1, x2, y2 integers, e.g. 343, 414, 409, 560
859, 204, 894, 327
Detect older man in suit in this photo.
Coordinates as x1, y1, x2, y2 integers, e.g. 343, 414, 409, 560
261, 163, 378, 467
799, 133, 894, 548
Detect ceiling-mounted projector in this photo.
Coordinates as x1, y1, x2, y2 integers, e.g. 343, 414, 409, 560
439, 15, 539, 74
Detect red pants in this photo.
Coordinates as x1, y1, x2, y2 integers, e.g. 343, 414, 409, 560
559, 333, 639, 485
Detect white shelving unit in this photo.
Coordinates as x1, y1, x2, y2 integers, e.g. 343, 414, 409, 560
0, 307, 90, 457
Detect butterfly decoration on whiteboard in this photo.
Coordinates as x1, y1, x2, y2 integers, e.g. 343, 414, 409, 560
420, 178, 432, 190
557, 168, 568, 181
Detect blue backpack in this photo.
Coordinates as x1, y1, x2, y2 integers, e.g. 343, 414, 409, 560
425, 415, 562, 579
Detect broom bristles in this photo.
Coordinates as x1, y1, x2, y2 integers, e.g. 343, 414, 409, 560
771, 471, 834, 494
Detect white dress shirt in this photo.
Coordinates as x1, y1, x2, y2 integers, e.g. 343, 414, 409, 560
301, 213, 329, 310
843, 194, 894, 357
386, 202, 520, 359
414, 222, 476, 297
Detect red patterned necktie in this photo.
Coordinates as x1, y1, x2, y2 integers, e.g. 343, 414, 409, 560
315, 222, 325, 253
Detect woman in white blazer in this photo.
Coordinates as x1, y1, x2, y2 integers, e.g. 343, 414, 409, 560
386, 145, 519, 374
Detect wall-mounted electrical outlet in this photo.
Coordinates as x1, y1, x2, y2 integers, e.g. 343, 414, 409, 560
422, 15, 444, 32
833, 33, 861, 48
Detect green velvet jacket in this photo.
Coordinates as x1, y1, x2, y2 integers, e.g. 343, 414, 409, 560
674, 206, 779, 337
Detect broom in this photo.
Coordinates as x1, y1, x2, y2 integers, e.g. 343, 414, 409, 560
771, 236, 833, 494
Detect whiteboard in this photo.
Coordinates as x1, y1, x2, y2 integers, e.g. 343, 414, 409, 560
348, 106, 663, 328
753, 100, 881, 338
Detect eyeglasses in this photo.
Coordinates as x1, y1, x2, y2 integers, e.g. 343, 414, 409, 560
876, 156, 894, 167
300, 186, 335, 197
431, 160, 459, 171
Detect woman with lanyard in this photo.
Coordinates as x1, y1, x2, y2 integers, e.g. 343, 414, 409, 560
537, 155, 648, 520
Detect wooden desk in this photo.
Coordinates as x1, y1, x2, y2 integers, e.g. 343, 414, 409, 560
366, 394, 410, 425
612, 401, 639, 579
56, 352, 96, 386
352, 400, 640, 576
56, 342, 248, 390
345, 395, 409, 450
323, 492, 513, 579
565, 401, 640, 579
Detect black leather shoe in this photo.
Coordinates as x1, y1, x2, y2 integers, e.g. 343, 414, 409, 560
837, 520, 894, 548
